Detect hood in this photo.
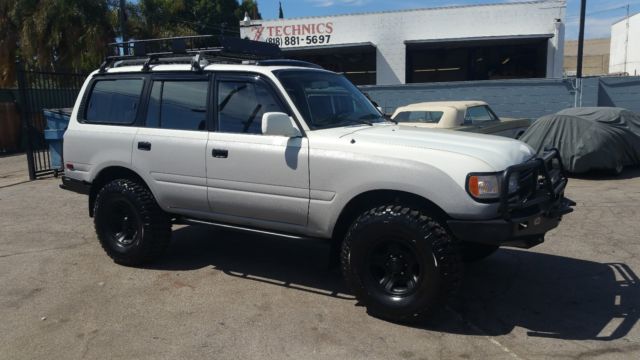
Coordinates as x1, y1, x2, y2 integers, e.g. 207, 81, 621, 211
326, 124, 535, 171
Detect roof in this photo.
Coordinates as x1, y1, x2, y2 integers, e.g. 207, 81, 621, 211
100, 63, 332, 74
396, 101, 488, 112
248, 0, 564, 23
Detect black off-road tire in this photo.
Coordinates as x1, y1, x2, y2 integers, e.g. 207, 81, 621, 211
94, 179, 171, 266
460, 243, 499, 263
341, 205, 462, 323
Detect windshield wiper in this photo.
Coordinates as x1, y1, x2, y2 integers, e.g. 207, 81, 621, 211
360, 112, 396, 125
342, 119, 373, 126
328, 113, 373, 127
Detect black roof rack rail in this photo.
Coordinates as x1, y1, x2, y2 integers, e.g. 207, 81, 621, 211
254, 59, 324, 69
100, 35, 282, 73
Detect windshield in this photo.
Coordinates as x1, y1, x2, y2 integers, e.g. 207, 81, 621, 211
275, 70, 386, 129
464, 105, 499, 125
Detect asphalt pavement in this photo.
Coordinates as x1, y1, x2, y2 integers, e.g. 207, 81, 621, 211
1, 160, 639, 359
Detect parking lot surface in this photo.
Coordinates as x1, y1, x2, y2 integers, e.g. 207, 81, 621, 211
1, 162, 639, 359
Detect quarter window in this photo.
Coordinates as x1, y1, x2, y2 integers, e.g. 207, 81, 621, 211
217, 79, 286, 134
145, 80, 208, 131
85, 79, 144, 124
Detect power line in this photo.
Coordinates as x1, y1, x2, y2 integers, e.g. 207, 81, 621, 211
566, 3, 634, 19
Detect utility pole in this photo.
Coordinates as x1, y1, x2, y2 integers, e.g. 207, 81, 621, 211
119, 0, 127, 50
624, 4, 630, 75
575, 0, 586, 107
576, 0, 586, 79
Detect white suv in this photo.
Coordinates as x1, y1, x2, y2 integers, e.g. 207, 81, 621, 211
60, 37, 574, 323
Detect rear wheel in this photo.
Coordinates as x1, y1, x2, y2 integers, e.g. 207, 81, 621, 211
341, 205, 462, 323
94, 179, 171, 266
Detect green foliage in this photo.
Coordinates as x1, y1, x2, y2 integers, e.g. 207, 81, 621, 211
0, 0, 262, 87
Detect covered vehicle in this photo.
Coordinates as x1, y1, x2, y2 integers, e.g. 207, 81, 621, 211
521, 107, 640, 174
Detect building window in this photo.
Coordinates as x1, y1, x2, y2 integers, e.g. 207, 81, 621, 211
406, 39, 548, 83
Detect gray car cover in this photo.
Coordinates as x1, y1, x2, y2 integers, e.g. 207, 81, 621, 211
520, 107, 640, 173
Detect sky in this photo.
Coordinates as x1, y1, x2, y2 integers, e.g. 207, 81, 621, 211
254, 0, 640, 39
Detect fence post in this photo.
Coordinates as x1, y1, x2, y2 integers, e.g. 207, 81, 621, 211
15, 60, 36, 180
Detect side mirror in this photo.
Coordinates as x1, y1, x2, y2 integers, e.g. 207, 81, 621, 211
261, 112, 301, 137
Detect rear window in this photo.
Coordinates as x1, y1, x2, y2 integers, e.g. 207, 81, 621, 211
85, 79, 144, 124
393, 111, 443, 123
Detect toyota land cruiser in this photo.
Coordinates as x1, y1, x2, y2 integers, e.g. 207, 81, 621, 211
60, 36, 574, 323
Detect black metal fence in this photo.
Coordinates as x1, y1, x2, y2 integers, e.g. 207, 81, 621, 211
16, 62, 88, 179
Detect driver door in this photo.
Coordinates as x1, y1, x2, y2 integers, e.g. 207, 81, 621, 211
205, 73, 310, 229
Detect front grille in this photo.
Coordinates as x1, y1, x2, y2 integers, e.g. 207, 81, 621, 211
516, 167, 538, 201
499, 149, 567, 219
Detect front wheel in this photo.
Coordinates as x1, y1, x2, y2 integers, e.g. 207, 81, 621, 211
94, 179, 171, 266
341, 205, 462, 323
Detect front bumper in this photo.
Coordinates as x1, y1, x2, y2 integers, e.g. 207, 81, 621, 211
448, 149, 575, 248
448, 197, 575, 248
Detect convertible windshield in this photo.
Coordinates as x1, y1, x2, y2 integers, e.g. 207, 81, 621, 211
275, 70, 386, 129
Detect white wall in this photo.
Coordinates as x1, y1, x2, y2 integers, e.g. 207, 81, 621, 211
241, 0, 566, 85
610, 13, 640, 76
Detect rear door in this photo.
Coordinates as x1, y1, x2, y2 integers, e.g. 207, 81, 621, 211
132, 74, 210, 214
206, 73, 310, 228
65, 76, 145, 182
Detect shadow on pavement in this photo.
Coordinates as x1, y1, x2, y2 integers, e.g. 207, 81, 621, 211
152, 225, 353, 299
569, 166, 640, 180
153, 225, 639, 340
426, 249, 640, 341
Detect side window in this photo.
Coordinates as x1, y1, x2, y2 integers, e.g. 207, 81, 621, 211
145, 80, 208, 131
217, 79, 286, 134
465, 106, 497, 124
85, 79, 144, 124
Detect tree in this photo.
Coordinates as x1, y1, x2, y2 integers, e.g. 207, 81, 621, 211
0, 0, 114, 86
237, 0, 262, 21
0, 0, 262, 87
127, 0, 262, 40
0, 0, 18, 86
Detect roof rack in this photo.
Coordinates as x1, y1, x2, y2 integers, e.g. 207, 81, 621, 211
100, 35, 283, 73
254, 59, 323, 69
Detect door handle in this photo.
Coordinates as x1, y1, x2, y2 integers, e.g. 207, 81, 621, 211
137, 141, 152, 151
211, 149, 228, 158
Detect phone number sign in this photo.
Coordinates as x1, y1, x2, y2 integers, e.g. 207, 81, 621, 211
248, 22, 334, 48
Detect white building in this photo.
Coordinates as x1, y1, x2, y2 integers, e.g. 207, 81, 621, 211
610, 12, 640, 76
240, 0, 566, 85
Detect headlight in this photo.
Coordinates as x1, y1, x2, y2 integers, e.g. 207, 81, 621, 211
467, 172, 521, 201
467, 174, 501, 200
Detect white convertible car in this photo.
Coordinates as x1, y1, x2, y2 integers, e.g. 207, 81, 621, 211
391, 101, 532, 139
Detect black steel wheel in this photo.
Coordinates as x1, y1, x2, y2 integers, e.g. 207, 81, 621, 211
366, 239, 422, 299
341, 205, 462, 323
94, 179, 171, 266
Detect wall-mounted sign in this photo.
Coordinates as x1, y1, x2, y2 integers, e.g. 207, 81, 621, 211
246, 22, 334, 47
